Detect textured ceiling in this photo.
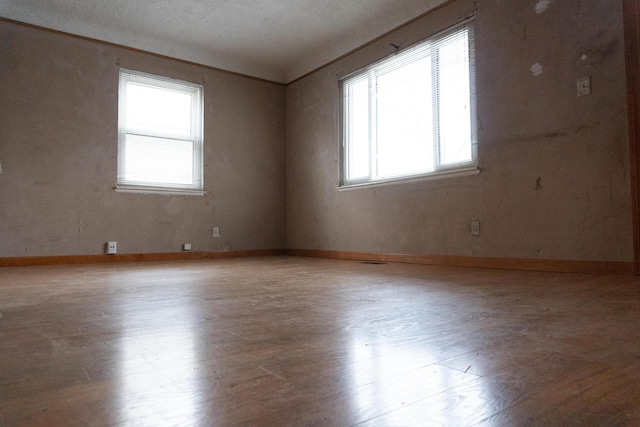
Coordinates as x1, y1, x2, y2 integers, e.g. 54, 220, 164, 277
0, 0, 448, 83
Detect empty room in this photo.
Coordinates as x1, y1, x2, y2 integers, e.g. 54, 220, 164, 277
1, 0, 640, 425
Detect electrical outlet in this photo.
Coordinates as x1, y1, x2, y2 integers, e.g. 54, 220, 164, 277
183, 243, 191, 251
106, 241, 117, 255
213, 227, 220, 238
576, 76, 591, 97
471, 221, 480, 236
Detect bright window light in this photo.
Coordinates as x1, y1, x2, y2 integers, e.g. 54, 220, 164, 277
340, 20, 476, 187
117, 70, 204, 194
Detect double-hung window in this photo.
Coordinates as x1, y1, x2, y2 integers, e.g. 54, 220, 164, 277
117, 69, 204, 194
340, 19, 476, 188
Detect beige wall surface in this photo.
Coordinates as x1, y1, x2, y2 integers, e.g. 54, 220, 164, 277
0, 20, 286, 257
286, 0, 633, 262
0, 0, 633, 263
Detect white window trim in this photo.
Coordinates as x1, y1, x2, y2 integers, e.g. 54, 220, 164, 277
117, 69, 205, 196
337, 166, 480, 191
339, 17, 477, 189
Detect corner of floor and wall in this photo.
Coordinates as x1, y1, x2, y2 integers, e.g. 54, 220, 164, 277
1, 0, 638, 275
283, 0, 636, 276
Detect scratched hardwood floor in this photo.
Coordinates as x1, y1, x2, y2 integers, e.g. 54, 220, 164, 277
0, 256, 639, 426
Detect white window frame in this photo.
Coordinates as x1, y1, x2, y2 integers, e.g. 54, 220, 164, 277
117, 69, 204, 195
339, 19, 477, 189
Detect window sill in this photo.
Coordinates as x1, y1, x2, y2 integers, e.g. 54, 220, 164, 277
115, 186, 205, 196
338, 166, 480, 191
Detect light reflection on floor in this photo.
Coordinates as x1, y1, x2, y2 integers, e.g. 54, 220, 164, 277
117, 300, 201, 425
349, 333, 488, 424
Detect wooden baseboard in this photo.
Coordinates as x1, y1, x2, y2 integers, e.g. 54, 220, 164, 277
286, 249, 635, 275
3, 249, 632, 275
0, 249, 286, 268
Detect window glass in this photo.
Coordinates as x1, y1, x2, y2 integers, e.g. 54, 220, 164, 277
117, 70, 204, 194
340, 20, 476, 187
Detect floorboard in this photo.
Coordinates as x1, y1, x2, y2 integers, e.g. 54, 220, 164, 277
1, 257, 639, 426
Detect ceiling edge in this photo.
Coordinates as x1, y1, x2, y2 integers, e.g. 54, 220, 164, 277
2, 0, 458, 86
285, 0, 458, 85
0, 17, 285, 86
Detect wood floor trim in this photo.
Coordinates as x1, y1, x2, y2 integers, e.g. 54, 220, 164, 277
287, 249, 634, 275
3, 249, 632, 274
0, 249, 286, 267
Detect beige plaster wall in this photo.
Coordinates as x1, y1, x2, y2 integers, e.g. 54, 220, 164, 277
0, 20, 286, 257
285, 0, 633, 262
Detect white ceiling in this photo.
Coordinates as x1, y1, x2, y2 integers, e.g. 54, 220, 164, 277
0, 0, 448, 83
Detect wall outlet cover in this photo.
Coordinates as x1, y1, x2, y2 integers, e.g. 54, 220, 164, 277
106, 241, 117, 255
471, 221, 481, 236
576, 76, 591, 97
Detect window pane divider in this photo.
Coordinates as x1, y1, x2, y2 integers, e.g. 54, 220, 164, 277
123, 130, 197, 143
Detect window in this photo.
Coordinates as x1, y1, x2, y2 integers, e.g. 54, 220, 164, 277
117, 69, 204, 194
340, 20, 476, 188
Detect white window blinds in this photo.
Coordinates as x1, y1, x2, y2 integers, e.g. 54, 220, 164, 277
340, 19, 476, 187
117, 69, 204, 194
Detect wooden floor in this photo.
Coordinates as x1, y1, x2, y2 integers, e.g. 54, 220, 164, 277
1, 257, 639, 426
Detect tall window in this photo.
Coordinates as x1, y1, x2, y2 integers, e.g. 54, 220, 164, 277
340, 20, 476, 187
117, 69, 204, 194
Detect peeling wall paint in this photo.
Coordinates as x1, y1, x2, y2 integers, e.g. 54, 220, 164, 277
534, 0, 552, 14
530, 63, 543, 76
